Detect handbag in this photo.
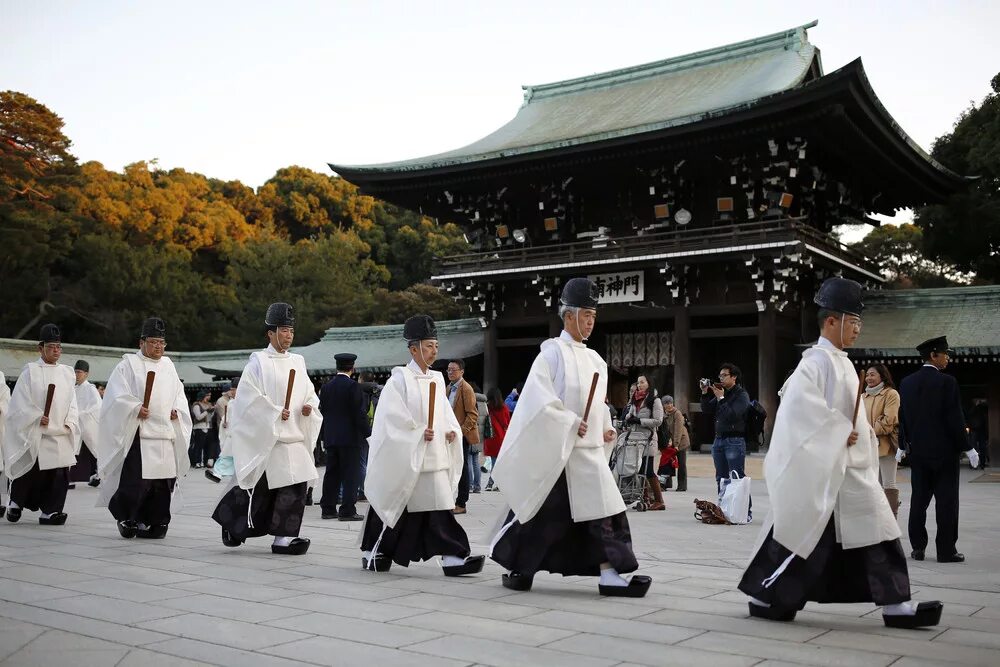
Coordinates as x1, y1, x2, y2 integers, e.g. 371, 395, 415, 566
694, 498, 731, 525
719, 471, 752, 524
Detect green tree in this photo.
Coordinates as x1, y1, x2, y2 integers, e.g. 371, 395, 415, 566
914, 72, 1000, 283
850, 223, 970, 288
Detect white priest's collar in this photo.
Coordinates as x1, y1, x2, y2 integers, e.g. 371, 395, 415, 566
266, 344, 289, 358
816, 336, 847, 357
559, 329, 587, 348
407, 359, 432, 377
36, 357, 58, 367
136, 351, 163, 364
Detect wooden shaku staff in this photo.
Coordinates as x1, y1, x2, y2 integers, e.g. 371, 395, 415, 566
582, 372, 600, 423
43, 384, 56, 420
427, 383, 437, 430
849, 370, 865, 446
284, 369, 296, 413
142, 371, 155, 409
223, 405, 228, 428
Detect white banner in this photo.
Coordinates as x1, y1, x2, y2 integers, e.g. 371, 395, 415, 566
588, 271, 644, 304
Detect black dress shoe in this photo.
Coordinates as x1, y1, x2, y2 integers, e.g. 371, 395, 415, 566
118, 520, 138, 538
272, 537, 310, 555
362, 554, 392, 572
87, 477, 101, 487
883, 601, 944, 628
0, 507, 4, 519
599, 575, 652, 598
443, 554, 486, 577
937, 553, 965, 563
911, 549, 925, 561
321, 512, 338, 520
39, 512, 68, 526
748, 601, 797, 621
304, 488, 314, 506
67, 483, 76, 490
6, 507, 21, 523
501, 571, 534, 591
205, 468, 223, 483
221, 527, 244, 547
137, 524, 168, 539
339, 514, 364, 522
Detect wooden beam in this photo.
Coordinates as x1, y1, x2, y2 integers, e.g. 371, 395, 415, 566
496, 337, 546, 348
690, 326, 758, 339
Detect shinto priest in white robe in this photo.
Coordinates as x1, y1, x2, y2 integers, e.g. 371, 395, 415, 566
74, 379, 102, 458
3, 358, 79, 514
212, 344, 320, 540
360, 358, 471, 565
0, 372, 10, 505
738, 336, 907, 609
489, 330, 639, 577
96, 350, 192, 528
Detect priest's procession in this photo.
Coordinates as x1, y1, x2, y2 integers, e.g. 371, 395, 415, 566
2, 3, 1000, 665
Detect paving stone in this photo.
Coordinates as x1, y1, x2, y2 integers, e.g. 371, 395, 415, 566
262, 635, 472, 667
115, 647, 215, 667
166, 577, 303, 602
58, 577, 198, 603
392, 610, 579, 647
0, 577, 83, 604
516, 609, 702, 645
679, 630, 897, 666
28, 594, 185, 624
0, 601, 175, 646
933, 627, 1000, 650
266, 611, 444, 647
404, 633, 617, 667
637, 607, 829, 642
143, 637, 306, 667
280, 576, 415, 601
810, 629, 1000, 665
137, 612, 313, 650
391, 591, 547, 621
542, 632, 760, 666
0, 564, 100, 586
0, 617, 47, 661
1, 629, 130, 667
268, 592, 426, 621
156, 593, 312, 623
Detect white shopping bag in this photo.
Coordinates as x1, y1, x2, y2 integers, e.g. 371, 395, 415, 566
719, 471, 752, 524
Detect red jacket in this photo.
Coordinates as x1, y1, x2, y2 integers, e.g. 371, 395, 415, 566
484, 404, 511, 457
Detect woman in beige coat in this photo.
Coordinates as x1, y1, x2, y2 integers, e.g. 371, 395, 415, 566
862, 363, 901, 517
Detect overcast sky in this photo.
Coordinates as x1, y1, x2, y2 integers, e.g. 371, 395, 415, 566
3, 0, 997, 236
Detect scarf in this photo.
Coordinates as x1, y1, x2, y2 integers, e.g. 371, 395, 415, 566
632, 388, 648, 407
865, 382, 884, 397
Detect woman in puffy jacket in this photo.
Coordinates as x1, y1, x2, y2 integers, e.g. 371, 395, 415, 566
623, 374, 665, 510
483, 387, 510, 492
862, 363, 901, 517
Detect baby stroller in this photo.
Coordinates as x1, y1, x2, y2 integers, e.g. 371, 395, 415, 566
609, 426, 652, 511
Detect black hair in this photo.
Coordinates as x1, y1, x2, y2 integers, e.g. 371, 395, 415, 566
359, 371, 375, 382
449, 359, 466, 370
816, 308, 842, 329
487, 387, 504, 410
866, 363, 895, 389
720, 362, 742, 383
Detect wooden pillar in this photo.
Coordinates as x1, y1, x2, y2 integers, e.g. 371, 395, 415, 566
673, 307, 691, 415
758, 308, 778, 446
483, 321, 498, 394
989, 372, 1000, 467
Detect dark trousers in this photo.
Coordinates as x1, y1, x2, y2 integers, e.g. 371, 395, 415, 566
70, 444, 98, 482
189, 429, 209, 465
10, 461, 69, 513
455, 438, 471, 508
676, 449, 688, 490
108, 432, 175, 526
322, 446, 362, 517
213, 473, 307, 540
908, 460, 960, 556
361, 506, 470, 566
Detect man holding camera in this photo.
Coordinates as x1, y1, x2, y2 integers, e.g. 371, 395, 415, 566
700, 363, 751, 495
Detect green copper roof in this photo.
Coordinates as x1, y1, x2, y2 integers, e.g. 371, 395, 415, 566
850, 286, 1000, 358
331, 21, 820, 174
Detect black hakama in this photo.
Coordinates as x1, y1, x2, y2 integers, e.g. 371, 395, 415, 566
9, 462, 69, 513
213, 473, 306, 541
361, 506, 471, 566
738, 518, 911, 611
70, 444, 98, 482
490, 473, 638, 577
108, 432, 175, 526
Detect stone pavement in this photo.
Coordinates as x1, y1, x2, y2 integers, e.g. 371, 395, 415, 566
1, 453, 999, 666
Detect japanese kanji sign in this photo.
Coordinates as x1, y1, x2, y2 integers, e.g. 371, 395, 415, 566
588, 271, 644, 304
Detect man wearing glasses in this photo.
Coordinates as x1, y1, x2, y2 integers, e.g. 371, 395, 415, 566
701, 362, 751, 501
96, 317, 192, 539
3, 324, 79, 524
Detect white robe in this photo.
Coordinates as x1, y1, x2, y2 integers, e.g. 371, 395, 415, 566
2, 359, 79, 480
74, 380, 102, 457
226, 346, 320, 491
96, 352, 192, 507
0, 372, 10, 474
492, 331, 624, 524
364, 360, 464, 529
752, 337, 900, 560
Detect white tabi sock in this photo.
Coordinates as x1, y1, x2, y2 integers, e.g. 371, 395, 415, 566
273, 536, 293, 547
137, 523, 149, 531
883, 601, 918, 616
749, 596, 771, 608
599, 567, 628, 587
7, 501, 18, 510
362, 550, 373, 560
441, 555, 466, 567
39, 512, 54, 519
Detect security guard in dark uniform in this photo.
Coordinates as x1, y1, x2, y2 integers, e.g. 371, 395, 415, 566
898, 336, 979, 563
318, 352, 370, 521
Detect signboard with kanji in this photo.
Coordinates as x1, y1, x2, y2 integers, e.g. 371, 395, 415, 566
588, 271, 644, 304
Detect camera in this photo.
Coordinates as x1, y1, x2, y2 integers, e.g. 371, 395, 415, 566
699, 378, 712, 389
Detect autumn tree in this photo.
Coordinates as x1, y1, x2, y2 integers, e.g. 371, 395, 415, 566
850, 223, 971, 288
